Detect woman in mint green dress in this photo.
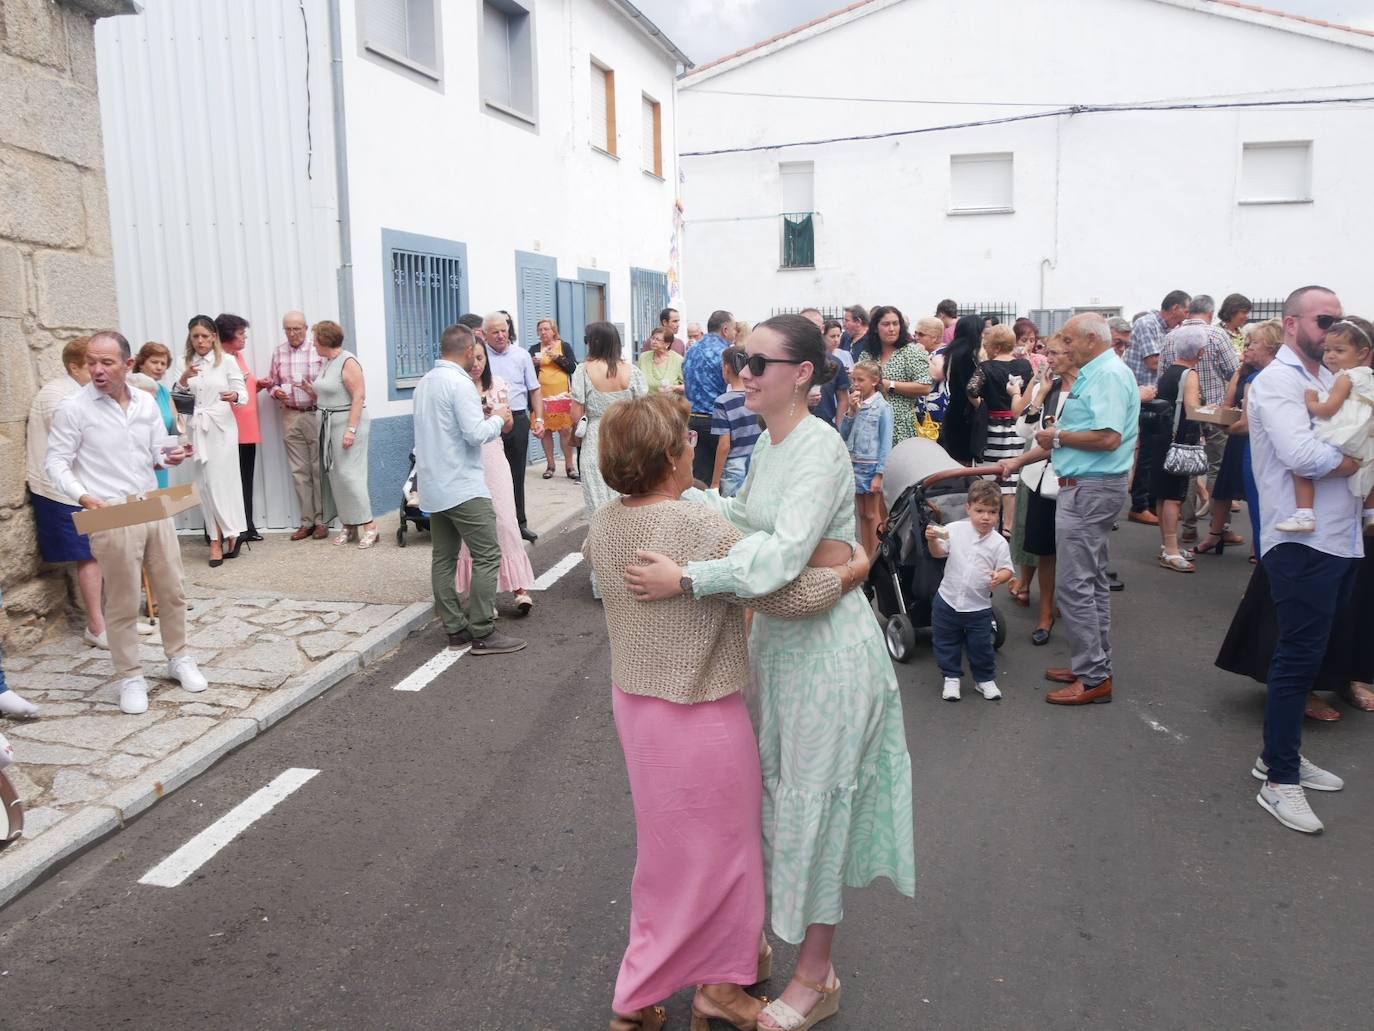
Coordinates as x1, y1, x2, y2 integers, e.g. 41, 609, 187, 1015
627, 315, 915, 1031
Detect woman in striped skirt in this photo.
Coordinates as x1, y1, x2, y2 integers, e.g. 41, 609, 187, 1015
968, 324, 1034, 532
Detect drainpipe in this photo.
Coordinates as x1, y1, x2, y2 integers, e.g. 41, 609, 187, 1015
327, 0, 356, 344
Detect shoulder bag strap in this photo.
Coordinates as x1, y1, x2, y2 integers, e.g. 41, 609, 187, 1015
1170, 370, 1188, 442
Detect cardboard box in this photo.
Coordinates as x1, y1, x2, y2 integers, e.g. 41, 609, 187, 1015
1186, 404, 1242, 427
73, 484, 201, 535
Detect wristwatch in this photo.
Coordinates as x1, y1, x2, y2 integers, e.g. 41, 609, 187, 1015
1052, 429, 1063, 449
679, 571, 694, 595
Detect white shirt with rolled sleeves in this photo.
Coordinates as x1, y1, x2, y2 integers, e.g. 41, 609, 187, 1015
1248, 345, 1363, 560
44, 383, 164, 504
412, 360, 505, 513
936, 519, 1014, 613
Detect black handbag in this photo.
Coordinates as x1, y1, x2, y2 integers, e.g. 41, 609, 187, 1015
1139, 398, 1171, 433
170, 386, 196, 416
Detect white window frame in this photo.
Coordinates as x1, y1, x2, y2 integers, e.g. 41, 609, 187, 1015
480, 0, 538, 129
590, 59, 616, 158
358, 0, 443, 85
948, 152, 1014, 215
1238, 140, 1313, 205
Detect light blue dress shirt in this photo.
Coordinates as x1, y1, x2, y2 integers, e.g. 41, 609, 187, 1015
1248, 345, 1362, 559
412, 360, 504, 513
1053, 348, 1140, 478
486, 345, 540, 412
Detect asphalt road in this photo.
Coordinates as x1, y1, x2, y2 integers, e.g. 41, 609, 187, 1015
2, 519, 1372, 1031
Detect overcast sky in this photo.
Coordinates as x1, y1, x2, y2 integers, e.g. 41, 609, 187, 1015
636, 0, 1374, 66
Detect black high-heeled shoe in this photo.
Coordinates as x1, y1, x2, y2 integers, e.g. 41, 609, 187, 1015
225, 537, 245, 560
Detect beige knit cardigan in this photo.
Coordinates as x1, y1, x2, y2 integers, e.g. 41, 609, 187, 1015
583, 499, 843, 704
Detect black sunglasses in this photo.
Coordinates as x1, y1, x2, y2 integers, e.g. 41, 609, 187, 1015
1316, 314, 1340, 330
728, 352, 805, 377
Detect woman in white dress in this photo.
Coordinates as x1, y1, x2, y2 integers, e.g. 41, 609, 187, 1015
178, 315, 247, 566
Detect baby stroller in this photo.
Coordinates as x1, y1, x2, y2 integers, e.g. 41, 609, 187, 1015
396, 450, 430, 547
866, 438, 1009, 663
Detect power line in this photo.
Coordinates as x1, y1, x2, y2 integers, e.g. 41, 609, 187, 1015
680, 95, 1374, 157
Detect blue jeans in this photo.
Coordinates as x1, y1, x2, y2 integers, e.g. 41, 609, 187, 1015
720, 455, 749, 498
1261, 544, 1359, 784
931, 594, 996, 682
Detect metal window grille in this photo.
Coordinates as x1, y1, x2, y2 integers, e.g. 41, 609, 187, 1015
390, 249, 465, 385
1247, 298, 1285, 323
770, 305, 847, 321
956, 301, 1019, 324
630, 268, 669, 351
781, 213, 815, 269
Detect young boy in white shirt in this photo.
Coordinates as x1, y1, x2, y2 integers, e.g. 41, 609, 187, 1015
925, 479, 1015, 701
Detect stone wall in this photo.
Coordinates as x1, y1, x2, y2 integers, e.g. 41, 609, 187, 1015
0, 0, 135, 651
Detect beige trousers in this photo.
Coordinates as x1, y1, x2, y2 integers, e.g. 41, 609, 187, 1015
89, 518, 187, 679
282, 407, 323, 526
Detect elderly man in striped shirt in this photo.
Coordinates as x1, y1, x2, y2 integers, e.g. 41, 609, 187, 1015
263, 311, 328, 540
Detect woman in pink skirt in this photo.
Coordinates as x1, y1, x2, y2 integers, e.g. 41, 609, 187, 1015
455, 340, 536, 614
583, 394, 868, 1031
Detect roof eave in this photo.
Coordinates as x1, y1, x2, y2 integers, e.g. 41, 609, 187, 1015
607, 0, 694, 69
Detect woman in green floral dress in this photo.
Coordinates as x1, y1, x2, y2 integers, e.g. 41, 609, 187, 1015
856, 305, 932, 446
627, 315, 915, 1031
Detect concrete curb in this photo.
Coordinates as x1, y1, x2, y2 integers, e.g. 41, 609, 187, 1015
0, 601, 436, 910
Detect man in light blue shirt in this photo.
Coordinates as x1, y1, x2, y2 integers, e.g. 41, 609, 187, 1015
1247, 285, 1362, 834
1003, 314, 1139, 706
484, 311, 544, 541
413, 324, 526, 655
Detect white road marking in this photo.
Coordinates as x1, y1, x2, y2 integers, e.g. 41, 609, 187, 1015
532, 552, 583, 591
139, 768, 321, 887
392, 647, 469, 692
1128, 701, 1187, 742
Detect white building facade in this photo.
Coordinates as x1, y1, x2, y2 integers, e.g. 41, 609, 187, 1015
678, 0, 1374, 329
95, 0, 688, 529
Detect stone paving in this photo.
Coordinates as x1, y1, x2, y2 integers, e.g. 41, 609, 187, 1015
0, 587, 407, 850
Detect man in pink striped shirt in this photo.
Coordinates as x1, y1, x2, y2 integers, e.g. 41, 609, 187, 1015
263, 310, 327, 540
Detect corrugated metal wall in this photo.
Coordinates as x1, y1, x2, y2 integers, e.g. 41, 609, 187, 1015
95, 0, 341, 531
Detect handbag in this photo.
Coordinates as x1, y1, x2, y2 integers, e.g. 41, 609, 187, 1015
170, 385, 196, 416
1163, 370, 1209, 476
1022, 381, 1062, 499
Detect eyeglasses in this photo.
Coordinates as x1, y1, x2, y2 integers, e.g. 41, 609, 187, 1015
685, 430, 698, 447
1315, 314, 1340, 330
727, 351, 805, 377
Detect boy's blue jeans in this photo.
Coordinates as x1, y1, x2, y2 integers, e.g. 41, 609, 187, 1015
931, 594, 996, 682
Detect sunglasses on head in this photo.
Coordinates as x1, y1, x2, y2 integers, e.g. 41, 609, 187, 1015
727, 351, 805, 377
1316, 314, 1340, 330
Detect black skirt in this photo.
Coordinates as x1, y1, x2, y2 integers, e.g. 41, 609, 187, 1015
1212, 435, 1246, 502
1023, 489, 1057, 557
1214, 554, 1374, 690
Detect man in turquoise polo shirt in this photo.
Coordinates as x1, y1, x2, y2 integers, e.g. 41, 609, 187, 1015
1002, 313, 1139, 705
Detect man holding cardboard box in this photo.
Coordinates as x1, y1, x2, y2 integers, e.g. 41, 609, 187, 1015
45, 331, 209, 715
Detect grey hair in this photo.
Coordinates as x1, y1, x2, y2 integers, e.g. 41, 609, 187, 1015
483, 310, 509, 330
1188, 294, 1216, 317
1107, 316, 1132, 334
1074, 313, 1112, 347
1174, 326, 1208, 362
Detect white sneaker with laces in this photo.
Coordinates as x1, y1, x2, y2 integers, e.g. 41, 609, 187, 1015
167, 656, 208, 693
82, 628, 109, 650
975, 681, 1003, 701
0, 690, 39, 719
119, 676, 150, 715
1275, 511, 1316, 533
1252, 755, 1343, 792
1256, 781, 1323, 834
942, 678, 961, 701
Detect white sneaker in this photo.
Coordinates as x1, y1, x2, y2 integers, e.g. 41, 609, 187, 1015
119, 676, 150, 715
1275, 512, 1316, 533
942, 678, 961, 701
136, 622, 157, 636
82, 628, 109, 650
0, 690, 40, 719
0, 731, 13, 770
1252, 755, 1343, 792
975, 681, 1003, 701
1256, 781, 1323, 834
167, 656, 208, 693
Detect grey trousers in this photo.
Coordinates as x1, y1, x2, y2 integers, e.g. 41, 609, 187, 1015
281, 407, 323, 526
430, 497, 500, 640
1054, 475, 1128, 687
1182, 424, 1229, 533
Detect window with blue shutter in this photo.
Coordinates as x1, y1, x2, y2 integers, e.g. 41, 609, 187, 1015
382, 229, 468, 398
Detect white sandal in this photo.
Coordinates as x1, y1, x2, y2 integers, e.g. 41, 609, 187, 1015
758, 968, 841, 1030
1159, 552, 1196, 573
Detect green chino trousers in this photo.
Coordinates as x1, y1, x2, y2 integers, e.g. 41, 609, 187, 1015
429, 497, 500, 640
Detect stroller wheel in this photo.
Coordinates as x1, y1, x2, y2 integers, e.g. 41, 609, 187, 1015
885, 614, 916, 663
990, 604, 1008, 650
396, 526, 406, 548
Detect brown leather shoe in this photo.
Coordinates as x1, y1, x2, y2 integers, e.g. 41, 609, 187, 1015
311, 524, 329, 540
290, 526, 312, 541
1045, 667, 1077, 684
1047, 678, 1113, 705
1128, 509, 1160, 526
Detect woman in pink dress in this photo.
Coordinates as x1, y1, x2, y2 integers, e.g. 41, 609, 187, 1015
455, 340, 537, 614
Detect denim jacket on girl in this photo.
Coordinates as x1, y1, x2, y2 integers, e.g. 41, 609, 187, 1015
841, 393, 894, 467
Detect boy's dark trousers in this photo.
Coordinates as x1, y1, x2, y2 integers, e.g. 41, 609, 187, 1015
931, 593, 996, 682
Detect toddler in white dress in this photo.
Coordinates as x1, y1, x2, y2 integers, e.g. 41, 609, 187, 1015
1277, 319, 1374, 532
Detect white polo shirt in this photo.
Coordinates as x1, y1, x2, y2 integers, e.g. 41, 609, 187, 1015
937, 519, 1014, 613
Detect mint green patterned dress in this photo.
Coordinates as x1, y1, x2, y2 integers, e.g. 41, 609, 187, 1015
684, 416, 916, 944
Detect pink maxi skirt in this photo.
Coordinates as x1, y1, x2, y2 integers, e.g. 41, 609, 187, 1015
455, 438, 536, 594
611, 685, 764, 1013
